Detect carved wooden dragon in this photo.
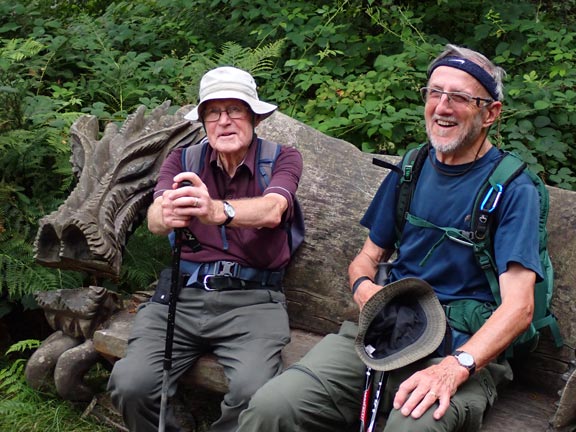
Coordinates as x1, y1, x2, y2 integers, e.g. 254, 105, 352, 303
26, 101, 203, 401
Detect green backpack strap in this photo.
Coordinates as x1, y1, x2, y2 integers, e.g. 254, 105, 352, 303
470, 152, 526, 304
394, 144, 428, 243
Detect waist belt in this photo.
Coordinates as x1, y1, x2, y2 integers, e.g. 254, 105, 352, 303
180, 260, 284, 292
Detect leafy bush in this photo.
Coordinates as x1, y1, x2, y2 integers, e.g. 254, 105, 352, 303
0, 340, 113, 431
0, 0, 575, 312
0, 1, 575, 425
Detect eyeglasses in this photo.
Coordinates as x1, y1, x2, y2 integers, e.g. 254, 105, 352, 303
202, 105, 250, 122
420, 87, 493, 108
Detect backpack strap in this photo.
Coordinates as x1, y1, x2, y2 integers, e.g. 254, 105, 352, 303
181, 137, 210, 173
258, 138, 306, 253
472, 153, 525, 299
394, 144, 428, 243
472, 152, 526, 241
469, 152, 526, 304
256, 138, 282, 190
471, 152, 563, 354
181, 137, 278, 188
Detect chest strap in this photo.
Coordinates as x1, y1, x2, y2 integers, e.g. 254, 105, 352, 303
405, 213, 475, 266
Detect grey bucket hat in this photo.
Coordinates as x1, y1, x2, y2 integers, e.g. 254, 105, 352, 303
355, 278, 446, 371
184, 66, 277, 122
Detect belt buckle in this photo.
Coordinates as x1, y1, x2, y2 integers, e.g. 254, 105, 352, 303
203, 275, 219, 291
215, 260, 238, 277
203, 261, 239, 290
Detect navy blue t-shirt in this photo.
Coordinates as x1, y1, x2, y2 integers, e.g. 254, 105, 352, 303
361, 146, 542, 303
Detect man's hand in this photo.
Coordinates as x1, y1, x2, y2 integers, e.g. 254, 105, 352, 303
161, 172, 219, 228
353, 280, 382, 310
393, 356, 469, 420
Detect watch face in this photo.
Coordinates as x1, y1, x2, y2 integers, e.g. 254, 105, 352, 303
224, 202, 235, 218
457, 352, 474, 367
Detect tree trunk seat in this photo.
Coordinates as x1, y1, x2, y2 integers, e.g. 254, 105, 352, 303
32, 105, 576, 430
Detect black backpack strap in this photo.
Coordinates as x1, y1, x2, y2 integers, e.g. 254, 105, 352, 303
372, 157, 402, 175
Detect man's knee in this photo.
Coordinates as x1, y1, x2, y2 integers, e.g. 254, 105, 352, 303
237, 379, 296, 431
108, 357, 160, 401
227, 365, 279, 405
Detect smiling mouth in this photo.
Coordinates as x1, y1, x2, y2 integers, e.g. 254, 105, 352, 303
436, 119, 457, 128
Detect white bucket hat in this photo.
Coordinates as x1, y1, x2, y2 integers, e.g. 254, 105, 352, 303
184, 66, 277, 122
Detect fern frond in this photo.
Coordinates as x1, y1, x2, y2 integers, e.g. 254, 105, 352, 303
0, 38, 45, 62
0, 232, 83, 302
5, 339, 40, 355
209, 41, 284, 77
120, 225, 171, 293
0, 358, 26, 395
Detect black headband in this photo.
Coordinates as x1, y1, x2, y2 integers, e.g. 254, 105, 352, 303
428, 56, 499, 101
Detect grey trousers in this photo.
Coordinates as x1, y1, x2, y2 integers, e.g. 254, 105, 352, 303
107, 286, 290, 432
237, 321, 511, 432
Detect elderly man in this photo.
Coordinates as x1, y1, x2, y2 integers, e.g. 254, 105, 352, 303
236, 44, 540, 432
108, 66, 303, 432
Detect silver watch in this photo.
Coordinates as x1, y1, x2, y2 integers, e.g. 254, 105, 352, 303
222, 201, 235, 226
453, 350, 476, 376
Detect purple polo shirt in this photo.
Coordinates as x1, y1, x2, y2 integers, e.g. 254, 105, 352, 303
153, 135, 303, 269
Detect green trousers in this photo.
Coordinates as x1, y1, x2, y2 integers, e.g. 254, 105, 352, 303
237, 321, 511, 432
108, 286, 290, 432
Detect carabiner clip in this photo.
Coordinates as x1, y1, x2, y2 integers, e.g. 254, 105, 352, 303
480, 184, 503, 213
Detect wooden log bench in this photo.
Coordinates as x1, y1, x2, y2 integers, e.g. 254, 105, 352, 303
91, 297, 566, 432
33, 104, 576, 431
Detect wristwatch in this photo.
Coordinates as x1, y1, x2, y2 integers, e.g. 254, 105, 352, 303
222, 201, 235, 226
453, 350, 476, 376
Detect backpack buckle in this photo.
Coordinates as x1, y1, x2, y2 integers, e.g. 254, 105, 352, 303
403, 164, 413, 182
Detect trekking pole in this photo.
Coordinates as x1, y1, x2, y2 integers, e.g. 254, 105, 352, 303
366, 371, 387, 432
359, 367, 374, 432
158, 180, 191, 432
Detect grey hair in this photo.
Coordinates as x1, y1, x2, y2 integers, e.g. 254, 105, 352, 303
429, 44, 506, 101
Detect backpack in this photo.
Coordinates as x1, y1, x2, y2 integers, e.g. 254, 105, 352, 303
181, 137, 305, 255
373, 144, 563, 357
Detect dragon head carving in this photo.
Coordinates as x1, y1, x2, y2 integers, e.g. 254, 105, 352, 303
34, 101, 204, 280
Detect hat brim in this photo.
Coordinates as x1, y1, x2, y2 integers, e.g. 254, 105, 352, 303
354, 278, 446, 371
184, 90, 277, 122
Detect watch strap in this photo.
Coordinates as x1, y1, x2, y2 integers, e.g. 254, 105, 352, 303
222, 201, 234, 226
352, 276, 373, 295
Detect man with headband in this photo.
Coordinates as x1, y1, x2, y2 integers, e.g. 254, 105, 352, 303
237, 44, 541, 431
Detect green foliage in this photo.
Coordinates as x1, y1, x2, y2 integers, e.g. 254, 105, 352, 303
0, 0, 574, 425
0, 0, 574, 301
0, 341, 113, 431
0, 0, 574, 310
118, 225, 172, 293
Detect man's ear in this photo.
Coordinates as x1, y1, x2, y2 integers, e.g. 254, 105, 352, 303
483, 101, 502, 128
